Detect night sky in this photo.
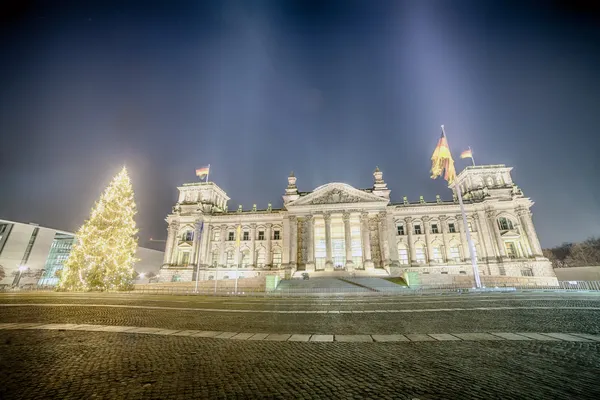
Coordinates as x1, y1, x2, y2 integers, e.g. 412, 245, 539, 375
1, 0, 599, 250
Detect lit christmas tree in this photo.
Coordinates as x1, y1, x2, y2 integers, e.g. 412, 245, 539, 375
58, 167, 138, 291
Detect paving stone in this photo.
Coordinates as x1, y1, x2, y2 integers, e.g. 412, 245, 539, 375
489, 332, 533, 341
516, 333, 561, 341
538, 333, 593, 342
214, 332, 239, 339
265, 334, 292, 341
247, 333, 269, 341
453, 333, 505, 341
231, 332, 255, 340
94, 325, 136, 332
428, 333, 461, 341
127, 327, 166, 334
568, 333, 600, 342
335, 335, 373, 342
193, 331, 223, 338
371, 334, 409, 342
310, 335, 334, 342
288, 334, 311, 342
406, 334, 436, 342
171, 330, 202, 337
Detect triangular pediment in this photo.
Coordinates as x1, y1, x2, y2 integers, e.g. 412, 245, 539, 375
287, 183, 388, 207
500, 229, 521, 239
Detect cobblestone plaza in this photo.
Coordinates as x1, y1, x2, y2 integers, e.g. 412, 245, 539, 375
1, 291, 599, 399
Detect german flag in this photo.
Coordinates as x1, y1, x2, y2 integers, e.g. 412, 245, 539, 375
460, 148, 473, 159
430, 128, 456, 184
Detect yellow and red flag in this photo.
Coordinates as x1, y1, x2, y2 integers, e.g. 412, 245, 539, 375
195, 165, 210, 179
430, 128, 456, 184
235, 225, 242, 248
460, 148, 473, 159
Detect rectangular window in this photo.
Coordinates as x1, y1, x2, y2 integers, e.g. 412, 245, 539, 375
272, 251, 282, 267
414, 224, 422, 235
448, 223, 456, 233
398, 249, 409, 264
505, 242, 518, 258
213, 231, 220, 241
258, 231, 265, 240
521, 268, 534, 277
397, 225, 404, 235
180, 252, 190, 265
450, 247, 460, 261
228, 232, 235, 241
498, 266, 506, 276
273, 230, 280, 240
243, 231, 249, 241
431, 224, 439, 234
415, 248, 426, 263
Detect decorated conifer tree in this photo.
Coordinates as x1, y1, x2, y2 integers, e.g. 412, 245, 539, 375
58, 167, 138, 291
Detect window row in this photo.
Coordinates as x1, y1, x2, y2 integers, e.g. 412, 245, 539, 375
397, 222, 461, 236
397, 245, 475, 264
218, 230, 281, 242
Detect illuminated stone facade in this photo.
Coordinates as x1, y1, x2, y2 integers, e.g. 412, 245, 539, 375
159, 165, 557, 286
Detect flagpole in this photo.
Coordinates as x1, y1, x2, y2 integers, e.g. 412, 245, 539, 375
441, 125, 482, 289
206, 164, 210, 183
469, 147, 475, 166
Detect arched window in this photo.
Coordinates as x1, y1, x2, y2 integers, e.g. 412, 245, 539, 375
241, 250, 250, 267
181, 230, 194, 241
497, 217, 514, 231
397, 244, 409, 265
415, 243, 427, 264
272, 249, 282, 267
211, 250, 219, 267
432, 245, 443, 263
226, 250, 235, 267
486, 176, 494, 187
256, 249, 266, 268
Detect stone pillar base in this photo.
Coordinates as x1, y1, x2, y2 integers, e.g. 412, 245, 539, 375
305, 262, 315, 272
364, 260, 374, 270
325, 261, 334, 272
345, 260, 355, 271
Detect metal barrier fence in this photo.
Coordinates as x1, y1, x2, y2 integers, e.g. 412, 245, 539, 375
2, 281, 600, 296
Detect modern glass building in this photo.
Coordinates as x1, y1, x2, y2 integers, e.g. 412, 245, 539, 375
38, 233, 76, 286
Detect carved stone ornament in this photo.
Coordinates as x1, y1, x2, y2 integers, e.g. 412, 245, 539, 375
308, 188, 363, 205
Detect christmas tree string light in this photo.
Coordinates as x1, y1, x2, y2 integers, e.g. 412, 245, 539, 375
58, 167, 138, 291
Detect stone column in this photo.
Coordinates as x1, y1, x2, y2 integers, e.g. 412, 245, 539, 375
423, 216, 435, 264
305, 215, 315, 272
198, 223, 211, 266
386, 212, 400, 266
488, 211, 507, 259
324, 212, 333, 271
440, 216, 450, 262
518, 208, 543, 257
360, 212, 374, 269
190, 220, 202, 265
457, 215, 470, 261
250, 223, 257, 267
163, 223, 178, 265
343, 212, 354, 270
289, 216, 298, 267
282, 216, 291, 266
219, 224, 227, 266
472, 214, 489, 261
405, 217, 417, 264
378, 212, 390, 265
476, 210, 496, 261
265, 223, 273, 267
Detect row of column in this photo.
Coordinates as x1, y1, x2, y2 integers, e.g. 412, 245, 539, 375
292, 211, 375, 272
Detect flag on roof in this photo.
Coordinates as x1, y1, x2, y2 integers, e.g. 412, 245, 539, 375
430, 128, 456, 184
195, 165, 210, 179
460, 148, 473, 159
